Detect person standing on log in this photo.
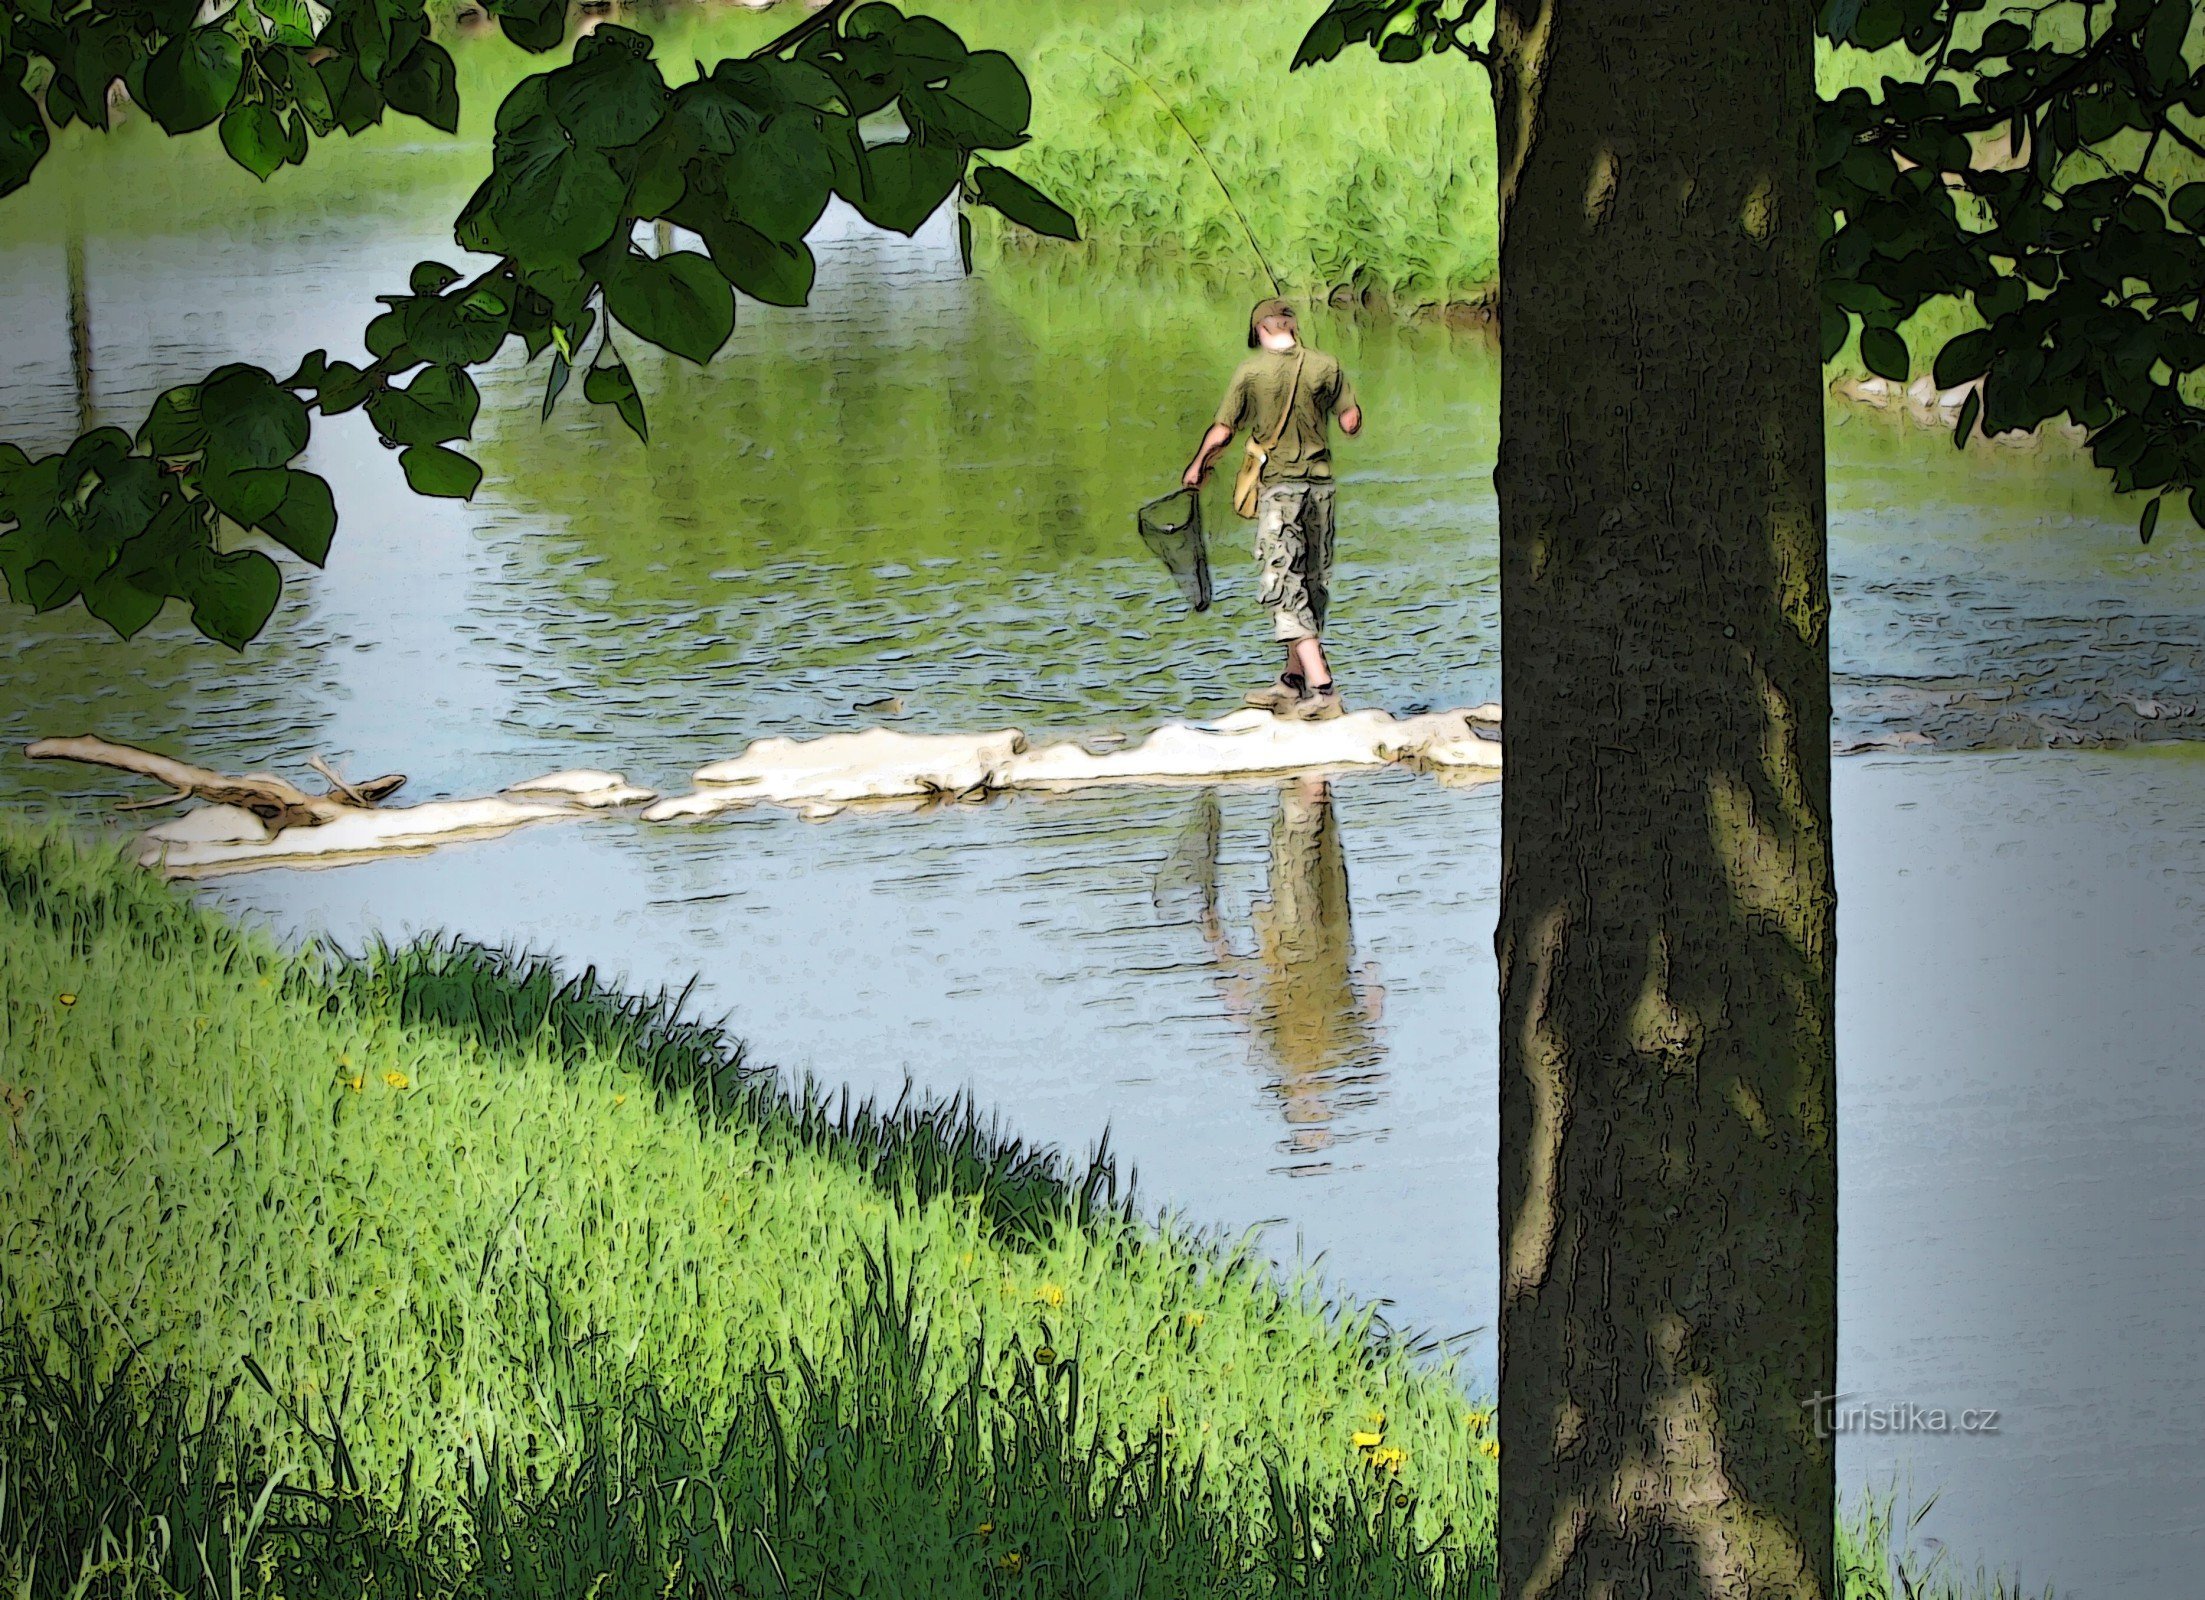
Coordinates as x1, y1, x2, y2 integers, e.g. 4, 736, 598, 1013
1182, 298, 1363, 722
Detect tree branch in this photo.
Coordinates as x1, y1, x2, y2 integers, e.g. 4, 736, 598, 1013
24, 735, 405, 828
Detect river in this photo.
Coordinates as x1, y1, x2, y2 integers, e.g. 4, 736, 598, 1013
2, 58, 2202, 1598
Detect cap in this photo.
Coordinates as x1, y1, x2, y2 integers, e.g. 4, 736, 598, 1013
1248, 296, 1297, 347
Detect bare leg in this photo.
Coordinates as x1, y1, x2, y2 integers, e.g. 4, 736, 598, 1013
1289, 636, 1332, 688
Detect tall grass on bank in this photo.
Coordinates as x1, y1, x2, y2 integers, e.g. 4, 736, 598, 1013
0, 819, 1498, 1593
0, 820, 2049, 1597
985, 8, 1498, 309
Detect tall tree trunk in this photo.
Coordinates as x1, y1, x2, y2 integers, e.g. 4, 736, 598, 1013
1490, 2, 1837, 1596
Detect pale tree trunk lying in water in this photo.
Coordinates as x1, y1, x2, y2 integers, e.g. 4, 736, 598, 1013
24, 735, 406, 830
1491, 0, 1838, 1596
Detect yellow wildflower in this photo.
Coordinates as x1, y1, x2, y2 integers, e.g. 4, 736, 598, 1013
1350, 1430, 1384, 1450
347, 1076, 363, 1093
613, 1093, 627, 1106
1368, 1446, 1408, 1473
996, 1551, 1022, 1571
1034, 1283, 1065, 1308
1464, 1407, 1493, 1432
958, 1252, 974, 1267
56, 993, 76, 1007
1181, 1310, 1206, 1328
383, 1071, 409, 1089
1479, 1437, 1500, 1459
975, 1521, 994, 1538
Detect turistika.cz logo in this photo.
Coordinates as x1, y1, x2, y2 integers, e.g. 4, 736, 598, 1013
1800, 1393, 2003, 1439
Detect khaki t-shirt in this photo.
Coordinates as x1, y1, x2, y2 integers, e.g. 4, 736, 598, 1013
1214, 347, 1358, 483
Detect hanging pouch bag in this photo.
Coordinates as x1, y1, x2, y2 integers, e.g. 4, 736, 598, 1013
1232, 352, 1306, 519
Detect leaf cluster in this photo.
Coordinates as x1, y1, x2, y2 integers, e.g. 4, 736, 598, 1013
0, 0, 469, 194
1301, 0, 2205, 544
0, 0, 1078, 647
1291, 0, 1491, 70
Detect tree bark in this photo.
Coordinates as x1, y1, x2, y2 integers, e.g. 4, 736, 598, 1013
1490, 2, 1837, 1596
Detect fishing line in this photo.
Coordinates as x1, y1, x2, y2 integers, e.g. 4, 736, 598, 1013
1094, 46, 1286, 297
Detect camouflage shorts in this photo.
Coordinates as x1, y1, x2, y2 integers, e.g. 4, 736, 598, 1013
1254, 482, 1337, 642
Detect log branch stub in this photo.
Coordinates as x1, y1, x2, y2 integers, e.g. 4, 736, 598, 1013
24, 735, 407, 831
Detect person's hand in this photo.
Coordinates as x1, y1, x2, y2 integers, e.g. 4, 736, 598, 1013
1182, 460, 1208, 490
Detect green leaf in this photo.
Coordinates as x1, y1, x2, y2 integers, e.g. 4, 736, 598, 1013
1818, 0, 1865, 39
459, 101, 628, 270
400, 284, 513, 365
549, 27, 667, 149
958, 209, 973, 275
82, 566, 167, 639
722, 114, 835, 242
219, 104, 288, 181
260, 469, 337, 564
842, 137, 963, 234
491, 0, 567, 53
2145, 0, 2191, 90
257, 0, 319, 47
365, 365, 481, 447
385, 40, 460, 133
903, 50, 1030, 151
1819, 300, 1848, 363
970, 163, 1079, 241
200, 464, 290, 527
1931, 328, 1996, 389
400, 444, 483, 499
142, 27, 245, 135
583, 356, 648, 442
141, 385, 209, 457
685, 209, 816, 306
198, 365, 310, 472
2139, 494, 2163, 545
542, 350, 572, 420
1952, 386, 1980, 448
601, 248, 735, 364
2171, 182, 2205, 232
318, 56, 387, 135
1860, 325, 1910, 382
291, 60, 335, 133
180, 547, 282, 649
0, 77, 51, 198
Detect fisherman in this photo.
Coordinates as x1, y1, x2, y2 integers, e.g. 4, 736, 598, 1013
1181, 297, 1363, 722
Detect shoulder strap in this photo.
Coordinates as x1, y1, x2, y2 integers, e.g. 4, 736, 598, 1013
1261, 353, 1308, 451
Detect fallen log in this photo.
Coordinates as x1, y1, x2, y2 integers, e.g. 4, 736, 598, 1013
24, 735, 405, 831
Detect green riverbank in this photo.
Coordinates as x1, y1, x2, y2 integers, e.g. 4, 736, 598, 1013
0, 820, 2048, 1597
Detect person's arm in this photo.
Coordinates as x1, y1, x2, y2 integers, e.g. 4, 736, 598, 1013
1333, 367, 1363, 436
1183, 422, 1235, 489
1186, 369, 1249, 488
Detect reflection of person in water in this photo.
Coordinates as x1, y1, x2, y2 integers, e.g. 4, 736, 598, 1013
1160, 778, 1386, 1161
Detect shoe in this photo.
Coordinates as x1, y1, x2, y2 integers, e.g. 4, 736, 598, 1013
1290, 688, 1344, 722
1243, 677, 1305, 714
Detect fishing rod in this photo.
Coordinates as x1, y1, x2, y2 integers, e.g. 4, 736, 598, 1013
1093, 46, 1286, 298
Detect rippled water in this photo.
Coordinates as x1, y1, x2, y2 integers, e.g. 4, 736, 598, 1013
3, 105, 2202, 1599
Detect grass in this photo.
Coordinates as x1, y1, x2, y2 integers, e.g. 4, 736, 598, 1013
0, 818, 2047, 1597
